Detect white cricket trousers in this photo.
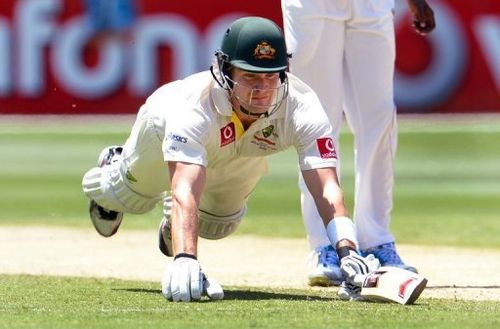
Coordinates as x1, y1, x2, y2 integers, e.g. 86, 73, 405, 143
282, 0, 398, 250
81, 114, 265, 240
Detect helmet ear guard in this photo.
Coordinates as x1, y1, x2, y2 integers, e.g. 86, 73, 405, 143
279, 70, 288, 84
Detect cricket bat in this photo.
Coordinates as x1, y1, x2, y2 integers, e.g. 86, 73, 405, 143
360, 266, 428, 305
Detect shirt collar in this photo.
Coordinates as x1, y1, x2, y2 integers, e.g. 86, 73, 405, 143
210, 81, 233, 116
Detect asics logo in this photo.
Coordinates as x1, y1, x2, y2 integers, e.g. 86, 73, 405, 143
167, 133, 188, 143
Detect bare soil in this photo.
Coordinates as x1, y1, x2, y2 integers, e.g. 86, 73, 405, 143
1, 226, 499, 301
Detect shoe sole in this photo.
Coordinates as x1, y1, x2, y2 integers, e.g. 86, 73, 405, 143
89, 200, 123, 237
158, 217, 173, 257
308, 275, 341, 287
89, 146, 124, 237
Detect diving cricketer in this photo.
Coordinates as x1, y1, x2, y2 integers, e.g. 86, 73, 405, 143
82, 16, 386, 302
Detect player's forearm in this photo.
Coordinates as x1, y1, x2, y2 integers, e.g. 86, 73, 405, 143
167, 162, 206, 258
301, 168, 349, 225
314, 193, 349, 225
171, 195, 199, 257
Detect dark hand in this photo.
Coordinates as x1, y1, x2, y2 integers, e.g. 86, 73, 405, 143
407, 0, 436, 35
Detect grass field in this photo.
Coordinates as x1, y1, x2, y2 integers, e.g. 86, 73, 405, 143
1, 115, 500, 248
1, 275, 499, 329
1, 115, 500, 328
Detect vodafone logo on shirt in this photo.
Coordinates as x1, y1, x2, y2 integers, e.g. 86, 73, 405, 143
220, 122, 236, 147
316, 137, 337, 159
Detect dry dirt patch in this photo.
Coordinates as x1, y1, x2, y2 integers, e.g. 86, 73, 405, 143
1, 226, 499, 301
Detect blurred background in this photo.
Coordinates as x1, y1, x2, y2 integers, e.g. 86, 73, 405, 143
0, 0, 499, 249
1, 0, 498, 114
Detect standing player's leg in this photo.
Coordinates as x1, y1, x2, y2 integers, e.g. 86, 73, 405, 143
283, 0, 347, 286
342, 3, 415, 271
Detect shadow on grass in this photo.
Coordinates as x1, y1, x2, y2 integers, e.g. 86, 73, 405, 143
427, 285, 500, 289
223, 290, 335, 301
115, 287, 336, 301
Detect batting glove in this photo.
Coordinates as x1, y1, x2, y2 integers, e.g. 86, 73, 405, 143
340, 251, 380, 287
337, 281, 365, 302
161, 254, 224, 302
202, 273, 224, 300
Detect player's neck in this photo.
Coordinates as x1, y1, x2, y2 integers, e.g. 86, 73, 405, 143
232, 104, 260, 130
235, 111, 256, 130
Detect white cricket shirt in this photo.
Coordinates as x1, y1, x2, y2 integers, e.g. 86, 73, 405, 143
120, 71, 338, 210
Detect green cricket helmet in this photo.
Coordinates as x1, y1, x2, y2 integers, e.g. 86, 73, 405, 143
211, 16, 290, 118
219, 16, 289, 73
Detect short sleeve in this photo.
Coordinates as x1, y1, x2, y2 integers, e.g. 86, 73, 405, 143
298, 135, 338, 170
288, 81, 338, 170
161, 99, 210, 167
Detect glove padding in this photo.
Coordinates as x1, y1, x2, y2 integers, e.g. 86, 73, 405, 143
161, 257, 224, 302
340, 251, 380, 287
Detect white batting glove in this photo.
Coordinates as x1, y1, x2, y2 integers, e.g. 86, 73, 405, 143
161, 255, 224, 302
340, 251, 380, 287
202, 273, 224, 300
162, 255, 203, 302
337, 281, 365, 302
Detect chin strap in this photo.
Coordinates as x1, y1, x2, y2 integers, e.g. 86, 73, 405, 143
238, 105, 267, 118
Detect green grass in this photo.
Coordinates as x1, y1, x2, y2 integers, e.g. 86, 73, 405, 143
0, 274, 499, 329
1, 118, 500, 329
1, 117, 500, 248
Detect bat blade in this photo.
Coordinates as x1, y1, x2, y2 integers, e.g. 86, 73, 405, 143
360, 266, 427, 305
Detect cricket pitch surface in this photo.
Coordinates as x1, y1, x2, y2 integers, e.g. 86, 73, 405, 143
1, 226, 499, 301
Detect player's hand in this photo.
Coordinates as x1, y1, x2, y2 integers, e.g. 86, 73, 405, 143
337, 281, 364, 302
340, 251, 380, 287
407, 0, 436, 35
162, 256, 203, 302
161, 256, 224, 302
202, 273, 224, 300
